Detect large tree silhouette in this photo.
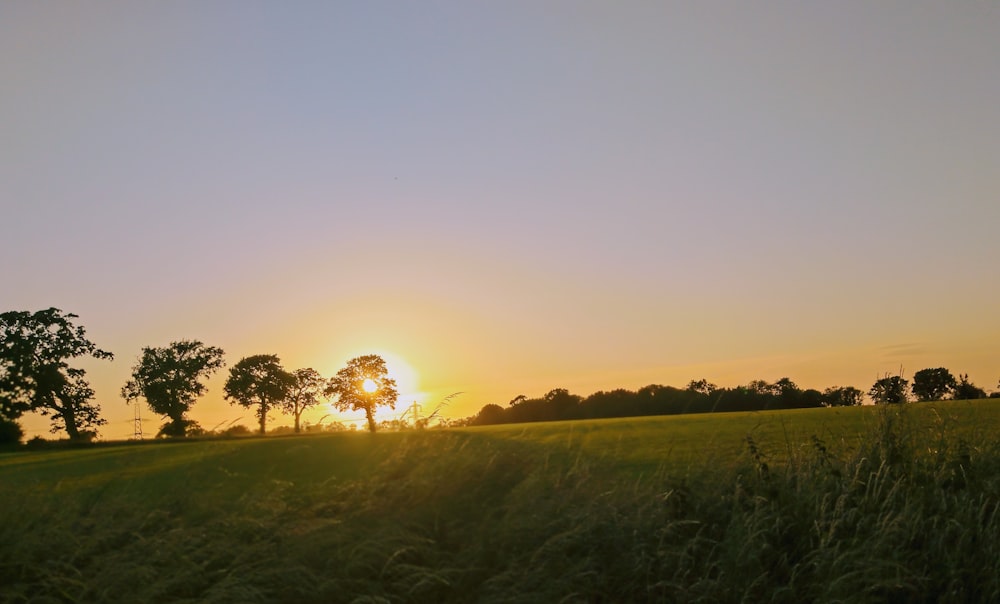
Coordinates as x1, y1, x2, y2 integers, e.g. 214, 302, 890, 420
869, 375, 910, 404
953, 374, 987, 401
224, 354, 295, 435
282, 367, 328, 433
823, 386, 864, 407
912, 368, 957, 401
0, 308, 113, 440
122, 340, 226, 437
326, 354, 398, 433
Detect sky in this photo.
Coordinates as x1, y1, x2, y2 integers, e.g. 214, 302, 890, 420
2, 2, 998, 439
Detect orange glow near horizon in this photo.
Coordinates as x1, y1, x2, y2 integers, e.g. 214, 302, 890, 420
311, 350, 430, 428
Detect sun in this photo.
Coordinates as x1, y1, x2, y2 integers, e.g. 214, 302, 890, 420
314, 349, 430, 428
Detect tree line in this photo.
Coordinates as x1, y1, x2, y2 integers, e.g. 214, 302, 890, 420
870, 368, 991, 404
469, 370, 1000, 427
3, 308, 998, 442
0, 308, 399, 444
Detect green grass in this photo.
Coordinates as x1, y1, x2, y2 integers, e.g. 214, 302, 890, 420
2, 400, 1000, 602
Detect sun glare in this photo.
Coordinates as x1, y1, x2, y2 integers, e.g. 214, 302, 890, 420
319, 350, 430, 427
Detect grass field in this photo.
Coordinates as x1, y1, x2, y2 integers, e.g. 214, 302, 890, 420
2, 400, 1000, 602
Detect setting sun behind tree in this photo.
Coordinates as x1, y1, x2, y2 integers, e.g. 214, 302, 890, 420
326, 355, 398, 433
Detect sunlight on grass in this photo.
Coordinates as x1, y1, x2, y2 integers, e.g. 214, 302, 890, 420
3, 400, 1000, 601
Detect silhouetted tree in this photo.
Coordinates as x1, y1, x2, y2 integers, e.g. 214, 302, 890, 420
0, 308, 113, 440
711, 380, 789, 412
686, 379, 718, 396
953, 374, 986, 400
823, 386, 864, 407
912, 368, 957, 401
504, 396, 537, 423
799, 389, 825, 408
325, 354, 398, 433
774, 377, 799, 396
503, 389, 579, 423
224, 355, 296, 435
869, 375, 909, 404
773, 377, 804, 408
0, 417, 24, 446
544, 388, 582, 420
220, 424, 252, 437
746, 379, 777, 396
122, 340, 226, 438
582, 388, 639, 418
472, 403, 506, 425
282, 368, 328, 433
637, 384, 694, 414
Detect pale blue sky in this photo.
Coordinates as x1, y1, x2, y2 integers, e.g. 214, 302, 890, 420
2, 2, 998, 437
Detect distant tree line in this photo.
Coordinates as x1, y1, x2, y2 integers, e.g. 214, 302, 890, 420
469, 379, 856, 426
869, 368, 992, 404
470, 370, 999, 427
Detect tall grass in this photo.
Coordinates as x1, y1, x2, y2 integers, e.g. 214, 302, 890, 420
2, 405, 999, 602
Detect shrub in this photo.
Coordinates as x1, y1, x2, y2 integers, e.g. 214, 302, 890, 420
0, 418, 23, 446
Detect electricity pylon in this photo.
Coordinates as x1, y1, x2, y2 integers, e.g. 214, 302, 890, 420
408, 401, 422, 426
132, 402, 143, 440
